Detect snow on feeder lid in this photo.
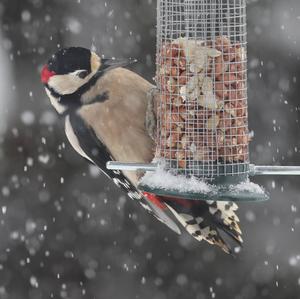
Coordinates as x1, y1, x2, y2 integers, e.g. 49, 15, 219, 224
106, 0, 300, 202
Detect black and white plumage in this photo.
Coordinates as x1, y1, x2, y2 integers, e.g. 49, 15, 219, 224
41, 47, 242, 254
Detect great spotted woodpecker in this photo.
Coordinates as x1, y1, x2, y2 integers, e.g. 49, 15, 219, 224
41, 47, 242, 254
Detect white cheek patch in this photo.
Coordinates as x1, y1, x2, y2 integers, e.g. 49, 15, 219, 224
45, 88, 66, 114
65, 115, 93, 162
48, 73, 87, 95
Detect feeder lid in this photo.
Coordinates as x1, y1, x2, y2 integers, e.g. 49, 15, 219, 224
138, 170, 269, 202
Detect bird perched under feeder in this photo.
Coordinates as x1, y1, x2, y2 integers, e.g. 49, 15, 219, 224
41, 47, 242, 254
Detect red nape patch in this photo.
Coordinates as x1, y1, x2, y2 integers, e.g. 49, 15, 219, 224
142, 192, 167, 210
41, 65, 56, 84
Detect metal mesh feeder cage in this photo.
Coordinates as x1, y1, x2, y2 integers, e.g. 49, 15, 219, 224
107, 0, 300, 202
139, 0, 268, 202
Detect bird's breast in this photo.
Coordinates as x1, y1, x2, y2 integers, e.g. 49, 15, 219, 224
78, 69, 155, 185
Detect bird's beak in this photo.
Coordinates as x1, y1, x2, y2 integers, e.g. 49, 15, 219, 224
99, 58, 137, 72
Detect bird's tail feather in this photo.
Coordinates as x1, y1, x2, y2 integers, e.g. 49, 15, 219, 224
163, 198, 243, 254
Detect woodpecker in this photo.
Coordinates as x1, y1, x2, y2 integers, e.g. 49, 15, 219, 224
41, 47, 242, 254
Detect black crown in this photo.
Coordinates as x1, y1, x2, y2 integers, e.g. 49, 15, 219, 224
47, 47, 92, 75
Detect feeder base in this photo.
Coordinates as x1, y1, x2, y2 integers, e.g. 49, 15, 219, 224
138, 175, 269, 202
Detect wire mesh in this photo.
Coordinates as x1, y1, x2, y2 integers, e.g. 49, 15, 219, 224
155, 0, 249, 179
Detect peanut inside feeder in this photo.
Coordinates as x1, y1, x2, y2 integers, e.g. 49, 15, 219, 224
156, 36, 249, 178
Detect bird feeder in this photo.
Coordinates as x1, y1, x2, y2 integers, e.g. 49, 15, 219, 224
107, 0, 300, 202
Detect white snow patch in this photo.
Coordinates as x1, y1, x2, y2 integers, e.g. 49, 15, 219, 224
230, 179, 265, 194
245, 210, 256, 222
40, 110, 57, 126
2, 186, 10, 197
140, 160, 267, 197
30, 276, 39, 288
10, 231, 20, 240
38, 154, 50, 165
65, 17, 82, 34
89, 165, 101, 178
2, 206, 7, 215
26, 157, 34, 167
289, 255, 300, 267
21, 10, 31, 22
21, 110, 35, 125
26, 219, 36, 234
139, 163, 213, 194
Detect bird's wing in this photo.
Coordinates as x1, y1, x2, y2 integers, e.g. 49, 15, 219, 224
67, 111, 181, 234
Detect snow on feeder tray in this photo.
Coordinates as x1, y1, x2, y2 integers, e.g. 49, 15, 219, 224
106, 0, 300, 202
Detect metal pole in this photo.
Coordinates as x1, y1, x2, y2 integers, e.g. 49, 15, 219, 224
107, 162, 300, 176
250, 164, 300, 176
106, 162, 158, 172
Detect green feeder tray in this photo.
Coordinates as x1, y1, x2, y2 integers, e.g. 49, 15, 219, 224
138, 181, 269, 202
138, 166, 269, 203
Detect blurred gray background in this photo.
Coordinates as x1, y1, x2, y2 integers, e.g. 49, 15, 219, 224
0, 0, 300, 298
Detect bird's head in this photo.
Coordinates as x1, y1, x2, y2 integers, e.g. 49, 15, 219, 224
41, 47, 101, 96
41, 47, 135, 113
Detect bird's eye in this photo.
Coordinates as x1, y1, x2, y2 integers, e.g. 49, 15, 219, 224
76, 70, 89, 79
